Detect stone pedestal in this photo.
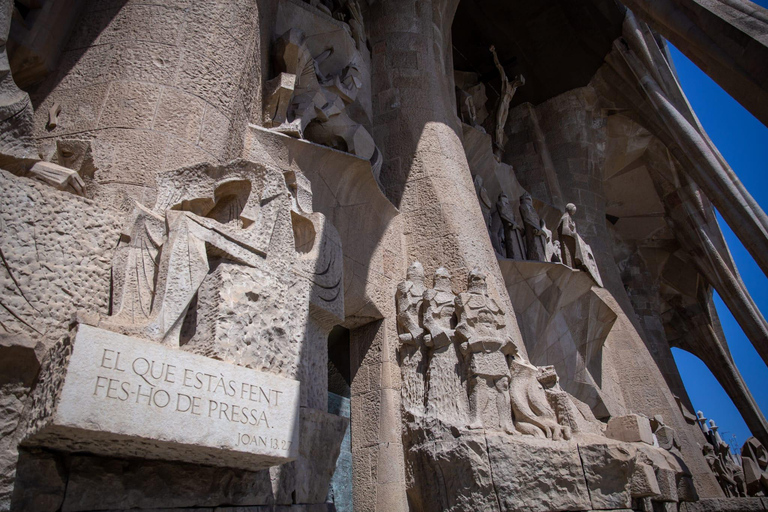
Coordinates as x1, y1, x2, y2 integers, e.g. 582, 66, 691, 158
23, 324, 301, 471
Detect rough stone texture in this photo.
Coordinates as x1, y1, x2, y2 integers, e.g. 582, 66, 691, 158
679, 497, 768, 511
488, 434, 590, 512
1, 0, 767, 510
578, 441, 636, 510
9, 449, 66, 512
60, 455, 273, 511
606, 415, 655, 445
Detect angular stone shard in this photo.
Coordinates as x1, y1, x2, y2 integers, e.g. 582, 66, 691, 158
23, 324, 301, 471
605, 414, 654, 445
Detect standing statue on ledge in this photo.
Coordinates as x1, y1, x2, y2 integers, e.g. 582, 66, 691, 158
475, 175, 504, 255
423, 267, 468, 426
489, 45, 525, 161
396, 261, 429, 416
497, 192, 525, 260
518, 192, 548, 261
556, 203, 603, 286
456, 269, 516, 433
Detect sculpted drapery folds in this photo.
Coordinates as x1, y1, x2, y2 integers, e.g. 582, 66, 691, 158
497, 192, 526, 260
556, 202, 603, 287
519, 192, 550, 262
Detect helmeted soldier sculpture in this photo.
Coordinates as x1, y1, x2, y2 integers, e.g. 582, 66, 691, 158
455, 268, 516, 433
422, 267, 469, 426
396, 261, 429, 415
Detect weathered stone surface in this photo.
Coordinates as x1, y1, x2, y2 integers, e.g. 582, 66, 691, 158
679, 497, 767, 511
631, 462, 661, 498
578, 441, 636, 510
487, 434, 590, 512
605, 415, 654, 445
24, 325, 301, 471
406, 430, 498, 512
60, 455, 272, 511
9, 449, 66, 512
0, 334, 40, 387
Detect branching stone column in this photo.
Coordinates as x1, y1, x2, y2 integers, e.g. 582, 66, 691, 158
620, 0, 768, 126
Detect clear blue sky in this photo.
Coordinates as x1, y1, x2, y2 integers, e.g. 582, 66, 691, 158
668, 22, 768, 451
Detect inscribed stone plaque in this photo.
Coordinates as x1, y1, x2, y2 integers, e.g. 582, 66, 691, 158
24, 324, 300, 470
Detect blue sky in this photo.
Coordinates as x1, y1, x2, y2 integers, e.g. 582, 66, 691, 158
668, 31, 768, 450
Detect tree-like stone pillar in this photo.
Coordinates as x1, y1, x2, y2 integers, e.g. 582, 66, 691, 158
365, 0, 527, 510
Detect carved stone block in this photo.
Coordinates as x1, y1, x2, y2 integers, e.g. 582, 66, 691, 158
23, 324, 301, 471
605, 414, 654, 445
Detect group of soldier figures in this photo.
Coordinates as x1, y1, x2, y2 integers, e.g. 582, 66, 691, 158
396, 262, 584, 439
474, 176, 604, 287
697, 411, 768, 497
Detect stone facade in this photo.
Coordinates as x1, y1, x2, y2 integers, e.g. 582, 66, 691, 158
0, 0, 767, 511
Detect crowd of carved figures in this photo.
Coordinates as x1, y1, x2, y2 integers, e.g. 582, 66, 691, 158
697, 410, 768, 497
396, 262, 595, 440
473, 176, 604, 287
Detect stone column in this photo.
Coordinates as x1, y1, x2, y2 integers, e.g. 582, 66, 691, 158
620, 0, 768, 127
31, 0, 271, 211
365, 0, 527, 509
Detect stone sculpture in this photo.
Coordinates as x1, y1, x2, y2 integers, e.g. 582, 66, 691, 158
557, 203, 603, 286
508, 359, 570, 440
473, 174, 493, 231
703, 443, 741, 497
102, 163, 281, 345
456, 87, 478, 127
422, 267, 468, 426
396, 261, 429, 416
489, 44, 524, 160
269, 29, 381, 176
455, 269, 516, 433
497, 192, 526, 260
741, 437, 768, 496
519, 192, 548, 261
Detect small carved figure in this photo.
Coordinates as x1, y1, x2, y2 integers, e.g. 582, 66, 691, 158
704, 443, 740, 497
423, 267, 468, 426
557, 203, 578, 267
489, 45, 524, 160
556, 203, 603, 286
396, 261, 429, 416
455, 269, 516, 433
456, 87, 477, 126
474, 175, 493, 231
518, 193, 548, 261
551, 240, 561, 263
497, 192, 525, 260
741, 437, 768, 496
